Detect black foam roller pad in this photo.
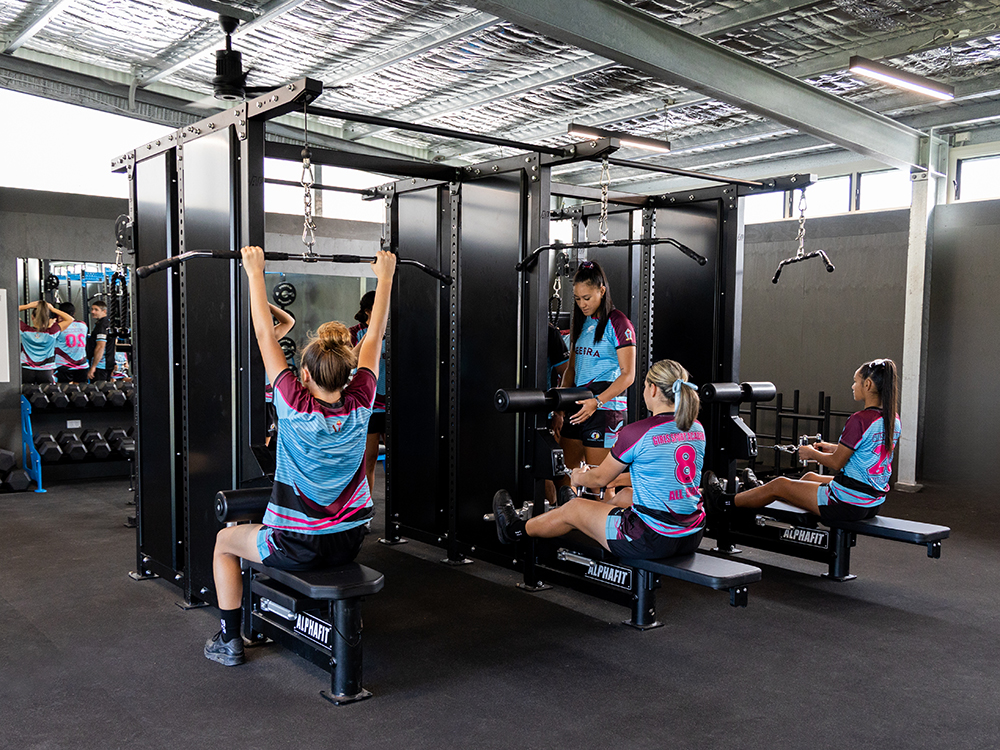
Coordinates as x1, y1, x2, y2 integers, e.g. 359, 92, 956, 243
740, 381, 777, 403
546, 387, 595, 409
494, 389, 551, 413
215, 487, 273, 523
699, 382, 743, 403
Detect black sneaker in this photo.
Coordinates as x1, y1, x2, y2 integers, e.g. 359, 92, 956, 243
557, 485, 576, 507
493, 489, 521, 544
204, 630, 245, 666
702, 471, 732, 514
740, 467, 763, 490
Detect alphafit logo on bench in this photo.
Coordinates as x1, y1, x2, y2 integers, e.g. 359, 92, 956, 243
780, 527, 829, 548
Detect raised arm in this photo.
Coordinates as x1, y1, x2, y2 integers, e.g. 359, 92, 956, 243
357, 251, 396, 376
48, 303, 75, 332
269, 303, 296, 340
242, 246, 289, 383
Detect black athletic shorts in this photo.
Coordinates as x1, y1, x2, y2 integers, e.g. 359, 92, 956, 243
258, 524, 368, 572
605, 506, 704, 560
818, 496, 880, 523
56, 367, 88, 383
367, 411, 386, 435
560, 382, 624, 448
22, 367, 55, 384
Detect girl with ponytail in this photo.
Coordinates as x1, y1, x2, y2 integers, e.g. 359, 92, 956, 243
707, 359, 901, 523
17, 299, 74, 384
494, 359, 707, 561
204, 245, 396, 667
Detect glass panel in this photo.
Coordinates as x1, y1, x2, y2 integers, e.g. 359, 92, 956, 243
958, 155, 1000, 202
797, 175, 852, 218
742, 191, 786, 223
859, 169, 912, 211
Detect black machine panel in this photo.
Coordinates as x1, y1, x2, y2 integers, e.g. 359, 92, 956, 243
456, 176, 525, 551
389, 187, 446, 537
651, 204, 723, 388
180, 130, 238, 603
134, 153, 179, 572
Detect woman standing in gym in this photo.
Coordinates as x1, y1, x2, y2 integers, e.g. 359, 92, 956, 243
349, 290, 386, 493
556, 260, 636, 482
495, 359, 705, 560
17, 299, 75, 384
204, 245, 396, 667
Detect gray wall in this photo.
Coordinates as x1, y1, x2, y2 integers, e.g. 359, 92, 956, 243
923, 199, 1000, 488
0, 186, 381, 465
740, 209, 909, 424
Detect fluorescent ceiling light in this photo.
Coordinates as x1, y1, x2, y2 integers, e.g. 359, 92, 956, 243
848, 56, 954, 101
567, 123, 671, 153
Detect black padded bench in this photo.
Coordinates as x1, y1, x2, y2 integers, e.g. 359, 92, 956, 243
215, 487, 384, 704
536, 531, 761, 629
739, 500, 951, 580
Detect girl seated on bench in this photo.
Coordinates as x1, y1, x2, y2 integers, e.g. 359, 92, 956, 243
204, 245, 396, 666
707, 359, 900, 522
494, 359, 706, 560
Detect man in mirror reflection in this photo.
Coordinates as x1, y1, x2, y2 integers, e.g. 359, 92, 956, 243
86, 300, 117, 382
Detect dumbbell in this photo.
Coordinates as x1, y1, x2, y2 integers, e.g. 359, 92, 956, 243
0, 449, 14, 474
101, 382, 127, 408
121, 383, 136, 404
105, 428, 136, 459
22, 385, 49, 410
116, 437, 136, 459
126, 425, 135, 438
85, 384, 107, 407
33, 433, 63, 463
1, 469, 31, 492
56, 431, 87, 461
43, 383, 70, 408
80, 430, 111, 460
66, 384, 90, 408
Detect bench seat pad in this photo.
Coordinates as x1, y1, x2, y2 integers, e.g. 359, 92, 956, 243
830, 516, 950, 543
621, 553, 762, 590
250, 561, 384, 600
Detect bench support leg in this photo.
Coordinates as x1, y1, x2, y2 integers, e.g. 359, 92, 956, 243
927, 541, 942, 559
823, 528, 857, 582
321, 598, 372, 706
624, 569, 663, 630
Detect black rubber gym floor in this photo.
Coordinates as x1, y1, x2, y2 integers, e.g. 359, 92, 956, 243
1, 474, 996, 750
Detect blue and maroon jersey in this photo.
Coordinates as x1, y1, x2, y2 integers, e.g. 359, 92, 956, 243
19, 321, 61, 369
263, 367, 376, 534
611, 414, 706, 537
55, 321, 88, 369
349, 322, 385, 413
572, 309, 635, 411
829, 407, 901, 507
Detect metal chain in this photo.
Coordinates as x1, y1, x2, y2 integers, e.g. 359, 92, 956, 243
794, 187, 807, 258
301, 104, 317, 254
598, 158, 610, 243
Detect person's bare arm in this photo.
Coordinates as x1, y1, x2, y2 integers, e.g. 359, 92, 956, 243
269, 303, 296, 340
800, 442, 852, 472
570, 453, 626, 489
357, 253, 396, 375
242, 247, 289, 383
48, 303, 75, 332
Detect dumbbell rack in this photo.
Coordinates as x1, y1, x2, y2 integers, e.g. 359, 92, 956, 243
19, 397, 46, 493
20, 384, 135, 483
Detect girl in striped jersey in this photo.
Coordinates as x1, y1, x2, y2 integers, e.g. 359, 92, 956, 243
205, 245, 396, 666
18, 299, 75, 384
555, 260, 636, 485
708, 359, 900, 522
495, 360, 705, 560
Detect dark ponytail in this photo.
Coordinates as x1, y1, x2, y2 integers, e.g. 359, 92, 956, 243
354, 291, 376, 325
570, 260, 614, 345
859, 358, 898, 455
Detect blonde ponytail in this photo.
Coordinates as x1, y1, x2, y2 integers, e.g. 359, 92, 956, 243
646, 359, 700, 430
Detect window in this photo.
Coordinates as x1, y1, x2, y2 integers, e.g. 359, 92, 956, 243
796, 175, 852, 218
264, 161, 385, 222
957, 154, 1000, 202
859, 169, 912, 211
742, 191, 786, 223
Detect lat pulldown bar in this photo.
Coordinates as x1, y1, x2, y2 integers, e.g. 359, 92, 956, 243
135, 249, 453, 284
516, 237, 707, 273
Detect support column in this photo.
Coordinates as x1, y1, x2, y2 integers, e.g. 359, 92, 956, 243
897, 137, 948, 492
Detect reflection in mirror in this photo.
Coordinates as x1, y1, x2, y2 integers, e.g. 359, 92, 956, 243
16, 258, 132, 386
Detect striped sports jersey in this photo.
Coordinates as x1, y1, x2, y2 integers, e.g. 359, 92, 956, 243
829, 407, 901, 507
572, 309, 635, 411
19, 321, 61, 369
263, 368, 376, 534
349, 323, 386, 413
55, 321, 89, 369
611, 414, 706, 537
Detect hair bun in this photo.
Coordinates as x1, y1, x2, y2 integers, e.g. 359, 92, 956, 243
316, 321, 351, 351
